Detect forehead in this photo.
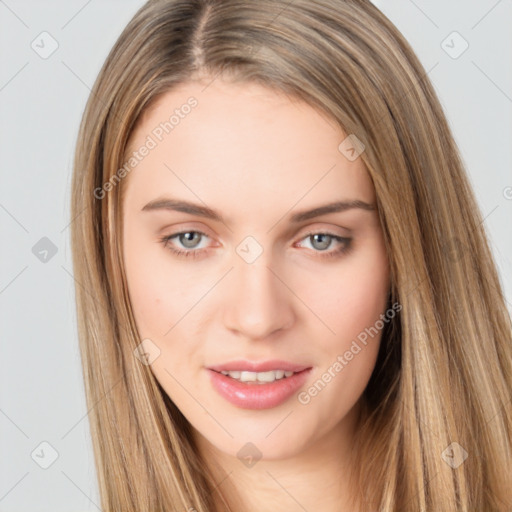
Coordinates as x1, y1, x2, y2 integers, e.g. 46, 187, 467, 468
123, 79, 375, 220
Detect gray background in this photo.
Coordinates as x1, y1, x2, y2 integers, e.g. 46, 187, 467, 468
1, 0, 511, 510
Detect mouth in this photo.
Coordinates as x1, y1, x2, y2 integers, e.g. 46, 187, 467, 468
207, 360, 312, 409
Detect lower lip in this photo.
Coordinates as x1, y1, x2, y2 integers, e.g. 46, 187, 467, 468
207, 369, 311, 410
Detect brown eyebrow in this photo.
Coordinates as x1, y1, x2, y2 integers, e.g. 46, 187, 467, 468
141, 198, 375, 223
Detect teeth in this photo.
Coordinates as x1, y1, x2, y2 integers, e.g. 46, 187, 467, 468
219, 369, 297, 383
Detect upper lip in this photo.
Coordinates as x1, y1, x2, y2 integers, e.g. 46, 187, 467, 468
208, 360, 311, 373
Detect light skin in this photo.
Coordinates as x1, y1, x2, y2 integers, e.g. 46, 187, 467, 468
122, 78, 390, 511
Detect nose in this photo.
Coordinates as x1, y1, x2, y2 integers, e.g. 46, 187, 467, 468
221, 249, 295, 340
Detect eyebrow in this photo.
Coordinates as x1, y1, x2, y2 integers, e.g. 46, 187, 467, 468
141, 197, 375, 223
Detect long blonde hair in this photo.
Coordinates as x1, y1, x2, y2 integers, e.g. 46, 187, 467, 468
70, 0, 512, 510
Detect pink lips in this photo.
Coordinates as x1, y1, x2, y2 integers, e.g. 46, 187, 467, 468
208, 359, 310, 373
207, 360, 312, 410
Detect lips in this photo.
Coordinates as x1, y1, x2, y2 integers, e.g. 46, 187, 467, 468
206, 360, 312, 409
207, 359, 310, 373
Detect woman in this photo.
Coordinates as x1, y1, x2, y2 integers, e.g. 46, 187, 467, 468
70, 0, 512, 510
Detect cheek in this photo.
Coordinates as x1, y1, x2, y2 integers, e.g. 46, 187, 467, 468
296, 256, 389, 421
302, 244, 390, 353
124, 227, 177, 338
333, 269, 388, 339
123, 222, 207, 339
127, 272, 194, 340
124, 241, 206, 403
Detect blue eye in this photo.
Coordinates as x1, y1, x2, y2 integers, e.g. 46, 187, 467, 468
159, 231, 352, 260
297, 232, 352, 258
160, 231, 210, 259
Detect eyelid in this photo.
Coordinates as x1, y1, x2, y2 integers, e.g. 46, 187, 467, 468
158, 221, 216, 236
160, 225, 352, 261
295, 221, 351, 237
296, 229, 346, 242
160, 222, 349, 245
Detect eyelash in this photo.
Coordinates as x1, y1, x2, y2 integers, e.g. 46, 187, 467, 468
159, 230, 353, 260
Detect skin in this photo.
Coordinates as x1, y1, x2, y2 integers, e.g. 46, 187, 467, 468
122, 78, 390, 511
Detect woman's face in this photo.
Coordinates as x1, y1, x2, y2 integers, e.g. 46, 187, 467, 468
122, 79, 390, 461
